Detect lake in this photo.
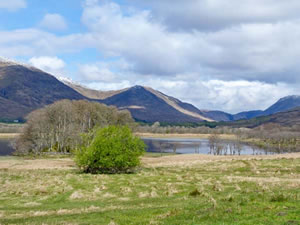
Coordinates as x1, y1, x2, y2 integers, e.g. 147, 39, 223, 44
0, 139, 15, 156
142, 138, 275, 155
0, 137, 289, 156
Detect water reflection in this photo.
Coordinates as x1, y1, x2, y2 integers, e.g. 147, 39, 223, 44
0, 139, 15, 156
143, 138, 275, 155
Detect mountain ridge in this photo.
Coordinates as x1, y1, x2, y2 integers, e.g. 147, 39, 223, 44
1, 57, 300, 123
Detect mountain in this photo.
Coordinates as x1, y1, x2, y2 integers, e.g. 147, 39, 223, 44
0, 59, 220, 123
262, 107, 300, 127
228, 107, 300, 128
2, 57, 300, 123
64, 82, 234, 122
232, 95, 300, 120
264, 95, 300, 115
0, 59, 86, 120
233, 110, 264, 120
102, 85, 214, 123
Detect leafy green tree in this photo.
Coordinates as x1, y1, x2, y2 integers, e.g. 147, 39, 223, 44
75, 126, 145, 174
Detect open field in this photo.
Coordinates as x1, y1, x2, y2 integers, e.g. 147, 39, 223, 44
136, 133, 237, 140
0, 154, 300, 225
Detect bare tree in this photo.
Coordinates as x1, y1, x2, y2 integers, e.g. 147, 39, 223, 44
15, 100, 134, 155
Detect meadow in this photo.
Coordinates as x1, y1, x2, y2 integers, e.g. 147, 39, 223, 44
0, 154, 299, 225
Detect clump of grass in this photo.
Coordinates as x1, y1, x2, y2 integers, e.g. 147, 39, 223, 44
270, 193, 288, 202
223, 194, 234, 202
189, 188, 202, 197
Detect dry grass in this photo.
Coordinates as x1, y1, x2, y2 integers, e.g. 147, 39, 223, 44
0, 154, 300, 224
1, 153, 300, 170
0, 158, 75, 170
142, 152, 300, 168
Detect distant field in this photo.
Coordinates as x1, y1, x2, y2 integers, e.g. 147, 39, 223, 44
0, 133, 19, 139
137, 133, 237, 140
0, 154, 300, 224
0, 123, 23, 134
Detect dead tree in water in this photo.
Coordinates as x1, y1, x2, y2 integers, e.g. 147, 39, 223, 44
209, 133, 222, 155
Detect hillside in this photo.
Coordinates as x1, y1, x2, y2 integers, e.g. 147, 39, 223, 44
232, 95, 300, 120
0, 60, 220, 123
65, 82, 234, 122
1, 58, 300, 123
102, 85, 214, 123
264, 95, 300, 115
227, 107, 300, 128
0, 60, 86, 120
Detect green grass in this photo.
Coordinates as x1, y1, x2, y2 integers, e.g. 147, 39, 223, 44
0, 156, 300, 225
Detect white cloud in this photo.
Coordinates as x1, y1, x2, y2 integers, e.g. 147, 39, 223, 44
86, 80, 131, 91
129, 77, 296, 113
79, 64, 116, 82
80, 1, 300, 84
29, 56, 66, 76
132, 0, 300, 31
0, 0, 26, 11
0, 28, 92, 57
39, 13, 68, 31
75, 64, 298, 113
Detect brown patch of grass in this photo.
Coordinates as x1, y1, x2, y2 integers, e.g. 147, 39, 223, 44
142, 153, 300, 168
0, 158, 75, 170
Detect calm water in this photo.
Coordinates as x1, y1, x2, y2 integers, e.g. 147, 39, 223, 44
143, 138, 275, 155
0, 137, 288, 156
0, 139, 15, 156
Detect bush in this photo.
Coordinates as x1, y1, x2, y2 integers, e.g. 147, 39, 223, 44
75, 126, 145, 174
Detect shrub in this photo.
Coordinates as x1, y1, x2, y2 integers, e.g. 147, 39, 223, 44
75, 126, 145, 174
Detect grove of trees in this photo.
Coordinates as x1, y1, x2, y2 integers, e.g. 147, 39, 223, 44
15, 100, 134, 154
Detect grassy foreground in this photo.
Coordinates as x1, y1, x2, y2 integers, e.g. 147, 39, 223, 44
0, 154, 300, 225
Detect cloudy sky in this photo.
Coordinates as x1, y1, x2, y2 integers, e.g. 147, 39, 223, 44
1, 0, 300, 113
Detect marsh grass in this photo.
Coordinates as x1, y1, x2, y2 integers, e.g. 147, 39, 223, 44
0, 155, 299, 224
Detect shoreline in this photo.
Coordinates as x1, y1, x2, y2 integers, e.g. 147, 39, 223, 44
136, 132, 237, 140
0, 133, 20, 139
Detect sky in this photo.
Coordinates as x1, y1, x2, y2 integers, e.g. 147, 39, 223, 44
1, 0, 300, 113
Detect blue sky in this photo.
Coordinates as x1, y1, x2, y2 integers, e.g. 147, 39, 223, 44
1, 0, 300, 113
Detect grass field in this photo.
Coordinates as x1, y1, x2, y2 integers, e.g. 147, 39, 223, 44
0, 154, 300, 225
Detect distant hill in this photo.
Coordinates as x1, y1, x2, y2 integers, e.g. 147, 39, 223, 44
227, 107, 300, 128
0, 59, 220, 123
264, 95, 300, 115
232, 96, 300, 120
0, 60, 86, 120
1, 57, 300, 123
64, 82, 233, 122
102, 85, 214, 123
233, 110, 264, 120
